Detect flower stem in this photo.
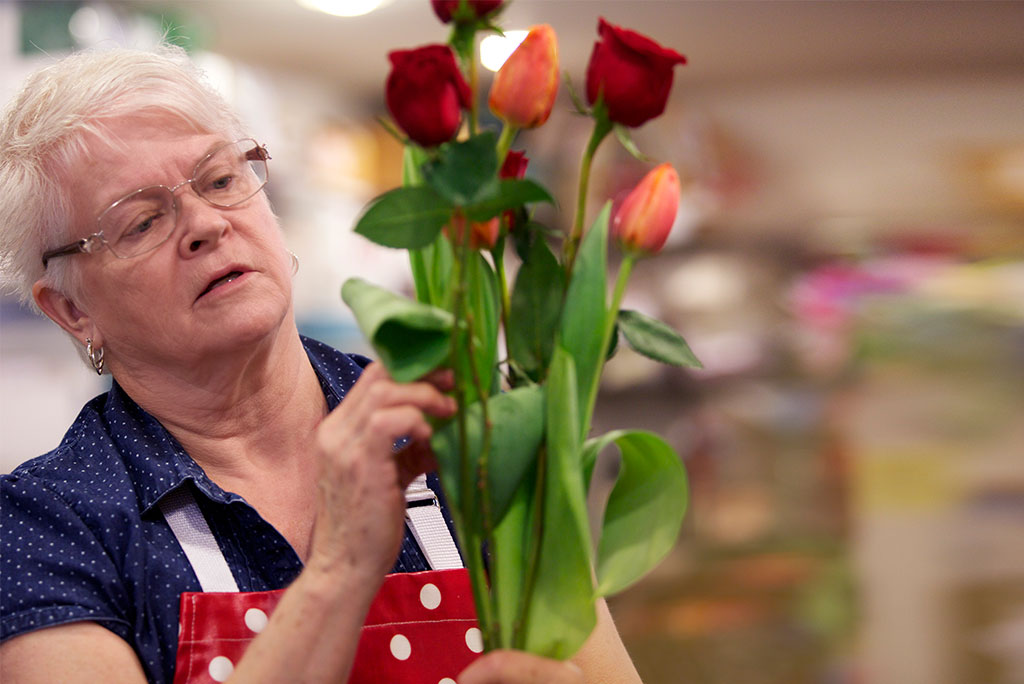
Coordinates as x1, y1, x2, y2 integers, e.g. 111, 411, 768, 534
564, 115, 613, 273
468, 44, 479, 137
447, 233, 495, 647
495, 121, 517, 165
454, 228, 502, 649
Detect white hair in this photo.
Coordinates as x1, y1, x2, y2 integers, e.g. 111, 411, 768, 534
0, 44, 247, 310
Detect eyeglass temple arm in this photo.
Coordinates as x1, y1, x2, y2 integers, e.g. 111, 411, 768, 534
247, 145, 271, 161
41, 240, 88, 268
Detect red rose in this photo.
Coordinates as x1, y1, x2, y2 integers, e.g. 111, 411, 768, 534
585, 18, 687, 128
431, 0, 503, 23
386, 45, 471, 147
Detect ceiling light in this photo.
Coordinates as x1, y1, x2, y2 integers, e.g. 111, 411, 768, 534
295, 0, 391, 18
480, 31, 528, 72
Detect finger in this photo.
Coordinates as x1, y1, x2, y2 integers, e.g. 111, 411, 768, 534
354, 368, 456, 416
324, 374, 456, 432
362, 405, 435, 448
420, 367, 456, 391
459, 651, 583, 684
394, 440, 439, 490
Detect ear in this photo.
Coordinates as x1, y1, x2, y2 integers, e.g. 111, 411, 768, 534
32, 281, 97, 347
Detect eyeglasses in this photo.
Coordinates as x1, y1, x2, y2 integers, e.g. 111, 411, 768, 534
41, 138, 270, 268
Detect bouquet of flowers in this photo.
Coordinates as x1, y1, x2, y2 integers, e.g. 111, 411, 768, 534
342, 0, 700, 658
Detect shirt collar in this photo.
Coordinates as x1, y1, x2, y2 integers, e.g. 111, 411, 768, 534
110, 336, 368, 514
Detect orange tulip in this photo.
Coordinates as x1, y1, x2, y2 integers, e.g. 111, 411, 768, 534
444, 211, 500, 250
488, 25, 559, 129
612, 163, 680, 255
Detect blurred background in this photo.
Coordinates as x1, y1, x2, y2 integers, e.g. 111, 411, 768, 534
2, 1, 1023, 682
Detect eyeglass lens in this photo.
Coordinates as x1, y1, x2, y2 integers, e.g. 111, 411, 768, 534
99, 139, 268, 259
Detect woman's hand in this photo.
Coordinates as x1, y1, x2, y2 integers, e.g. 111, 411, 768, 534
306, 362, 456, 583
459, 651, 584, 684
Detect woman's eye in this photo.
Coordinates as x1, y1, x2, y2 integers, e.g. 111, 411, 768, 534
208, 175, 233, 192
122, 215, 159, 239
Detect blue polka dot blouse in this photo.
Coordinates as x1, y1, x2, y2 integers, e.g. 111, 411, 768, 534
0, 336, 454, 684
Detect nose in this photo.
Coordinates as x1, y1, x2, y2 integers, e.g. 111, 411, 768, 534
175, 189, 230, 258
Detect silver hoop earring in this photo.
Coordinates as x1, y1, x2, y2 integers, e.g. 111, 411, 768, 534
85, 338, 104, 375
288, 250, 299, 276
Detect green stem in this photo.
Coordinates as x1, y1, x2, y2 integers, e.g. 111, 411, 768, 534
492, 238, 511, 352
495, 121, 517, 165
468, 44, 479, 137
564, 116, 613, 273
448, 232, 495, 644
456, 227, 502, 648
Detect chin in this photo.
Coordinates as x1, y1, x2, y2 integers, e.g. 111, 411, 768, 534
204, 298, 294, 350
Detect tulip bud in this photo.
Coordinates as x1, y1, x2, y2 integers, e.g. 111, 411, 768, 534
444, 211, 501, 250
612, 163, 680, 255
386, 45, 471, 148
488, 25, 559, 129
432, 0, 503, 24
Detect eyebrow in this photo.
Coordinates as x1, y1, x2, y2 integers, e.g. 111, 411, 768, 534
95, 139, 232, 214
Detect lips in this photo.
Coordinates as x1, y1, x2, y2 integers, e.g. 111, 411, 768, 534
198, 268, 247, 299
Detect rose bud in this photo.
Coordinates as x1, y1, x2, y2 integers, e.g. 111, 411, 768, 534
612, 163, 681, 255
488, 24, 559, 129
500, 149, 529, 232
586, 18, 687, 128
431, 0, 503, 23
386, 44, 471, 147
500, 149, 529, 180
444, 212, 501, 250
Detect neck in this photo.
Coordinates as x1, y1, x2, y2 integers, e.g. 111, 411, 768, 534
110, 322, 325, 477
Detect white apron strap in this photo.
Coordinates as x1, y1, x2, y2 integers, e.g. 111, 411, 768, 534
158, 487, 240, 593
160, 477, 463, 590
404, 474, 464, 571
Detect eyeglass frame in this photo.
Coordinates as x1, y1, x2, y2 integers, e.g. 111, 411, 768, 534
40, 138, 271, 268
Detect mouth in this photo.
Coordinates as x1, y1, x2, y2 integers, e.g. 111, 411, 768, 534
198, 270, 245, 299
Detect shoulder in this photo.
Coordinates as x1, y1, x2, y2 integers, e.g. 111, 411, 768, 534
6, 393, 139, 516
2, 394, 146, 643
300, 335, 374, 401
1, 466, 137, 644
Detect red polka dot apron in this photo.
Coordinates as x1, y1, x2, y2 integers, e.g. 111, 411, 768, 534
159, 477, 482, 684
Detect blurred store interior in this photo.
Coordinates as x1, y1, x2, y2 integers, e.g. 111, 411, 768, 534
2, 1, 1023, 682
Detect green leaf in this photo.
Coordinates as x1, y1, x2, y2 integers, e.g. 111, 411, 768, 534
558, 202, 610, 438
618, 309, 703, 368
430, 386, 545, 519
508, 238, 565, 381
341, 278, 453, 382
613, 124, 651, 162
354, 186, 452, 249
492, 462, 535, 648
523, 347, 596, 658
464, 179, 555, 222
563, 71, 588, 115
584, 430, 689, 597
423, 131, 500, 206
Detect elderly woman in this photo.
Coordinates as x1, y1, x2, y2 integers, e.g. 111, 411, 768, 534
0, 46, 641, 684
